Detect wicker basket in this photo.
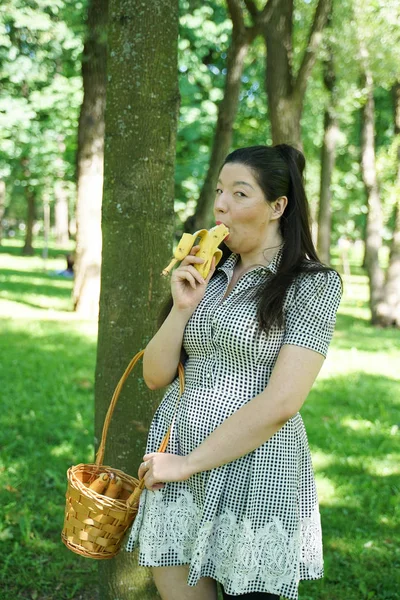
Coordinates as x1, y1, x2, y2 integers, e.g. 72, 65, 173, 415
61, 350, 184, 559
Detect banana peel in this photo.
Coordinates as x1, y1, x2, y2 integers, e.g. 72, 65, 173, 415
161, 224, 230, 279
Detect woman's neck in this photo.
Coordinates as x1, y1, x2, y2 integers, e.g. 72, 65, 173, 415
238, 237, 284, 271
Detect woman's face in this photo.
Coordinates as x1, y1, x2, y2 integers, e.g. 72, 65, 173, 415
214, 162, 278, 255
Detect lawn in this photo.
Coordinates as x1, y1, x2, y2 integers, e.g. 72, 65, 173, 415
0, 239, 399, 600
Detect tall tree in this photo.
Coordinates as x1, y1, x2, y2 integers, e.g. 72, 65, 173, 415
95, 0, 179, 598
184, 0, 275, 232
264, 0, 332, 147
0, 1, 83, 253
21, 157, 35, 256
54, 136, 69, 246
358, 48, 385, 322
72, 0, 108, 317
376, 82, 400, 327
317, 18, 338, 265
0, 181, 5, 243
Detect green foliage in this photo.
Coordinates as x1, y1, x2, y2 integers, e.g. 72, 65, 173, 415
0, 240, 399, 599
175, 1, 231, 221
0, 0, 399, 248
0, 0, 85, 226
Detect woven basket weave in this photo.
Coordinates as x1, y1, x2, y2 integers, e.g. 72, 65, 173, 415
61, 350, 184, 559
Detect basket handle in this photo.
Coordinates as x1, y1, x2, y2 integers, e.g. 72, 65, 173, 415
95, 350, 185, 467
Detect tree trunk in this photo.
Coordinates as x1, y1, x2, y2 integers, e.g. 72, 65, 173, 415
0, 181, 5, 243
54, 183, 69, 247
360, 66, 385, 323
317, 35, 338, 265
265, 0, 300, 145
376, 83, 400, 327
184, 33, 252, 232
54, 136, 69, 246
22, 188, 35, 255
72, 0, 107, 318
264, 0, 332, 148
96, 1, 179, 598
184, 0, 275, 233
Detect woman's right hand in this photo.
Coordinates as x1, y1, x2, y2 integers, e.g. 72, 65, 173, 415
171, 245, 216, 313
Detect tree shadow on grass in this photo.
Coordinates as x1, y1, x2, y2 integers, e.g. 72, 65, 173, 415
0, 267, 74, 310
0, 322, 100, 598
0, 320, 161, 599
0, 240, 72, 260
300, 371, 400, 599
334, 313, 400, 353
301, 501, 399, 600
304, 371, 400, 456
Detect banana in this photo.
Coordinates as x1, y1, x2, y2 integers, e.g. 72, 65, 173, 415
88, 472, 110, 494
161, 233, 197, 276
103, 474, 123, 499
161, 224, 229, 279
193, 224, 229, 278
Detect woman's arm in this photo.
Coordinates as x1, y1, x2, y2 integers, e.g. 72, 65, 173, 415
141, 344, 325, 483
183, 343, 325, 475
143, 249, 216, 390
143, 306, 191, 390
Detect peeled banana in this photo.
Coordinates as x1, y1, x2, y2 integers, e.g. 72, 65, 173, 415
162, 224, 229, 279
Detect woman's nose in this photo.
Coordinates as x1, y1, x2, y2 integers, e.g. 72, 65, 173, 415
214, 192, 227, 213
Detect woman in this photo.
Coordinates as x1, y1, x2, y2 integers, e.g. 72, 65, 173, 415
126, 144, 343, 600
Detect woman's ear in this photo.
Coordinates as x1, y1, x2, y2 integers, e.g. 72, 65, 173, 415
271, 196, 288, 219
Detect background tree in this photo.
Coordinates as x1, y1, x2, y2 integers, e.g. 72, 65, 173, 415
95, 0, 180, 598
264, 0, 332, 147
376, 82, 400, 326
359, 51, 385, 322
0, 0, 83, 251
0, 181, 5, 242
317, 15, 338, 265
72, 0, 108, 318
184, 0, 275, 232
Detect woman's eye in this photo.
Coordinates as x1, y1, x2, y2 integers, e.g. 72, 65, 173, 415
215, 188, 222, 194
235, 191, 247, 197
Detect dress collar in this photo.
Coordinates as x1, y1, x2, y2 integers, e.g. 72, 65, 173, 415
217, 244, 284, 276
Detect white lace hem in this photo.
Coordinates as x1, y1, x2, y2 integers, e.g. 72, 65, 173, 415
126, 488, 323, 598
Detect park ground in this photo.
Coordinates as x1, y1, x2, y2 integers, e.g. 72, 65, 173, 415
0, 239, 399, 600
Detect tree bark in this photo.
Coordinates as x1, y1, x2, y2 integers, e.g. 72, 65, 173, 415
317, 32, 338, 265
264, 0, 332, 148
72, 0, 108, 318
54, 136, 69, 246
0, 181, 5, 243
376, 83, 400, 327
21, 157, 35, 255
22, 187, 35, 256
359, 61, 385, 323
184, 0, 275, 233
54, 181, 69, 246
96, 1, 180, 598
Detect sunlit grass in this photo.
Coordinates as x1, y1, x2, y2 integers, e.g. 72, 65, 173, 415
0, 239, 399, 600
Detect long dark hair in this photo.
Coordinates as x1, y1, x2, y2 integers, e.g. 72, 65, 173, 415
160, 144, 342, 334
222, 144, 342, 332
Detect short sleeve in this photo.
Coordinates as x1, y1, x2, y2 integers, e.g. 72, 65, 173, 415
282, 270, 343, 358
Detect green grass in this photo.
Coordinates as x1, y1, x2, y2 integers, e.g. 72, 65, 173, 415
0, 239, 399, 600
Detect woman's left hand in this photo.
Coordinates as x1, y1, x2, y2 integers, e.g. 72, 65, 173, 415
138, 453, 192, 491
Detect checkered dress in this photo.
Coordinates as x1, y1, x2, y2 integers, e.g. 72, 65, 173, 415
126, 246, 342, 599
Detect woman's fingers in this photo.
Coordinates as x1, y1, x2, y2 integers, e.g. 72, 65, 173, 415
189, 244, 200, 255
177, 269, 198, 289
181, 255, 204, 267
176, 265, 205, 287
